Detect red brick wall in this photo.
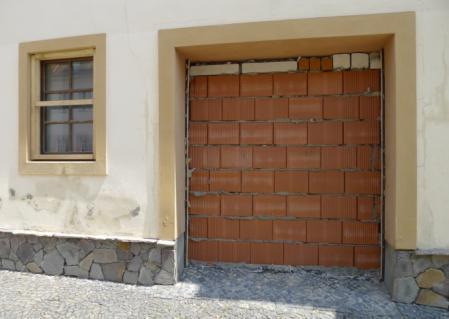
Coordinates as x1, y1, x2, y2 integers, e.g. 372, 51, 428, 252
188, 62, 381, 269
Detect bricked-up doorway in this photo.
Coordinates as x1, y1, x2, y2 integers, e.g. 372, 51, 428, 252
187, 55, 382, 269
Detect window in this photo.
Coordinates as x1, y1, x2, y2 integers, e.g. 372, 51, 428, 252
19, 34, 106, 175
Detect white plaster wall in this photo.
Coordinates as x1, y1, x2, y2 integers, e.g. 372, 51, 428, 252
0, 0, 448, 247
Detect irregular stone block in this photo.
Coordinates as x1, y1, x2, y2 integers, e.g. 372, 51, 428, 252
33, 250, 43, 265
412, 255, 432, 276
89, 263, 104, 280
101, 262, 126, 282
154, 269, 175, 285
123, 271, 138, 285
64, 266, 88, 278
80, 252, 94, 272
116, 248, 133, 261
79, 239, 95, 255
16, 243, 34, 265
41, 250, 64, 275
392, 277, 419, 304
432, 255, 449, 268
332, 54, 350, 70
93, 249, 117, 263
57, 242, 80, 266
0, 238, 10, 259
433, 279, 449, 298
2, 259, 15, 271
26, 262, 43, 274
416, 289, 449, 309
15, 260, 25, 272
10, 236, 25, 253
148, 247, 161, 266
416, 268, 445, 288
161, 249, 175, 274
443, 264, 449, 278
127, 256, 142, 272
130, 243, 141, 256
32, 243, 43, 252
40, 238, 57, 252
395, 252, 413, 278
138, 267, 154, 285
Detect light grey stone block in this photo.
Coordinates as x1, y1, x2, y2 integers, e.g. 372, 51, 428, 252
101, 262, 125, 282
93, 249, 117, 264
392, 277, 419, 304
16, 243, 34, 265
0, 238, 10, 259
123, 271, 138, 284
433, 279, 449, 298
116, 248, 133, 261
148, 247, 161, 266
138, 267, 154, 285
64, 266, 88, 278
332, 54, 350, 70
130, 243, 141, 256
369, 52, 381, 69
395, 252, 413, 278
242, 61, 297, 74
190, 64, 239, 76
413, 255, 433, 276
80, 252, 94, 272
351, 53, 369, 69
41, 250, 64, 275
89, 263, 103, 280
161, 249, 175, 274
154, 269, 175, 285
57, 242, 80, 266
127, 256, 142, 272
2, 259, 15, 271
33, 250, 43, 265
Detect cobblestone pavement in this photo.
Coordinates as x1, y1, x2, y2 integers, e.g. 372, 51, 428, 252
0, 264, 448, 318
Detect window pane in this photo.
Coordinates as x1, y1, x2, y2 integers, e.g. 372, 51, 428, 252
45, 63, 70, 92
72, 91, 93, 100
72, 105, 93, 122
45, 93, 71, 101
44, 107, 69, 122
72, 60, 93, 90
44, 124, 70, 153
72, 123, 93, 153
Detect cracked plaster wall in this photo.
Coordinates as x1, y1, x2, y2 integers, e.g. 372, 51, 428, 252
0, 0, 448, 247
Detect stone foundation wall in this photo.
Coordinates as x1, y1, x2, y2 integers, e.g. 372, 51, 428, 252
0, 232, 178, 286
385, 244, 449, 309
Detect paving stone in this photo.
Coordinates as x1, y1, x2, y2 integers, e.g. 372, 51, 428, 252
433, 279, 449, 298
138, 267, 154, 285
413, 255, 433, 276
79, 252, 94, 272
123, 271, 138, 285
2, 259, 16, 271
432, 255, 449, 268
154, 269, 175, 285
416, 268, 446, 288
64, 266, 89, 278
148, 247, 161, 265
89, 263, 104, 280
127, 256, 142, 272
41, 250, 64, 275
93, 249, 117, 263
16, 243, 34, 265
0, 238, 10, 258
416, 289, 449, 309
101, 262, 126, 282
392, 277, 419, 304
26, 262, 43, 274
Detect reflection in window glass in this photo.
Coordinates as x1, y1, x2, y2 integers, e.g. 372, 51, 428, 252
45, 63, 70, 91
72, 61, 93, 89
72, 123, 93, 153
44, 124, 70, 153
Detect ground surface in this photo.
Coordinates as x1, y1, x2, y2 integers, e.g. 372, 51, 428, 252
0, 264, 448, 318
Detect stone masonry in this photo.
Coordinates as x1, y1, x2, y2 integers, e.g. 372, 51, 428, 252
385, 244, 449, 309
0, 232, 177, 286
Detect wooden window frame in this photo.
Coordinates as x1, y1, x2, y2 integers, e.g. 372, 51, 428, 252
19, 34, 106, 175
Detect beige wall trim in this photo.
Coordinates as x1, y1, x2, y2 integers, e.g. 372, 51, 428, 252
158, 12, 417, 248
19, 34, 107, 176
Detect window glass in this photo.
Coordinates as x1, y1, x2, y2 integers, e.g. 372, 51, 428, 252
45, 63, 70, 92
44, 124, 70, 153
72, 106, 93, 121
72, 123, 93, 153
72, 60, 93, 89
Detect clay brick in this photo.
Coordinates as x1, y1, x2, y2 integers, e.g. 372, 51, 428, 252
273, 73, 307, 96
189, 240, 217, 262
307, 220, 342, 244
218, 241, 251, 263
321, 56, 333, 71
289, 97, 323, 119
190, 170, 209, 192
354, 246, 380, 269
190, 76, 207, 97
319, 245, 354, 267
345, 172, 381, 194
287, 146, 320, 169
273, 220, 306, 241
298, 57, 310, 71
220, 146, 252, 168
275, 171, 308, 193
208, 75, 239, 97
343, 70, 380, 94
309, 171, 344, 194
189, 146, 220, 169
242, 171, 274, 193
357, 197, 376, 220
189, 217, 208, 238
360, 96, 381, 120
284, 243, 318, 266
253, 195, 286, 216
208, 217, 240, 239
253, 146, 286, 168
210, 170, 241, 192
323, 96, 359, 120
357, 145, 381, 170
221, 195, 252, 216
309, 57, 321, 71
240, 123, 273, 145
189, 123, 208, 144
222, 98, 255, 120
308, 122, 342, 145
255, 98, 288, 120
240, 74, 273, 97
208, 123, 239, 144
342, 221, 379, 244
321, 196, 357, 219
287, 195, 321, 218
190, 99, 222, 121
240, 220, 273, 240
274, 123, 307, 145
250, 242, 283, 265
189, 194, 220, 216
321, 147, 356, 169
308, 72, 343, 95
344, 121, 380, 145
